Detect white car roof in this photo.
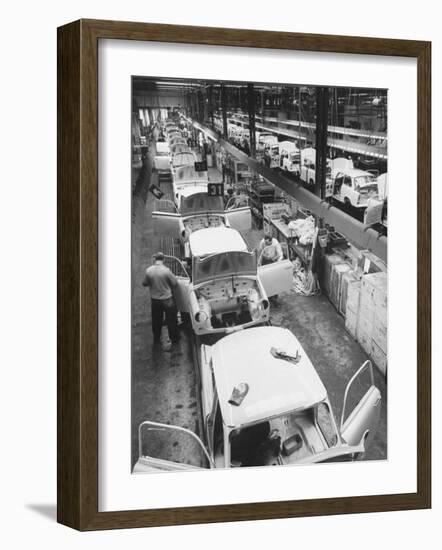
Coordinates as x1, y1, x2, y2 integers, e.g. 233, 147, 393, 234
279, 141, 298, 152
172, 152, 195, 167
189, 227, 248, 257
178, 184, 209, 199
175, 165, 208, 184
337, 168, 376, 178
300, 147, 316, 159
156, 142, 170, 154
211, 326, 327, 428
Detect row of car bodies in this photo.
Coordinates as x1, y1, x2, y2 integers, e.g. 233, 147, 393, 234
216, 119, 384, 211
152, 207, 294, 336
135, 117, 382, 473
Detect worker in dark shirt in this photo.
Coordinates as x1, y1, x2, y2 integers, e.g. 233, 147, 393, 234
142, 252, 180, 346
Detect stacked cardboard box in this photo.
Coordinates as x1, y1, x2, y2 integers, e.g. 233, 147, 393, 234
356, 272, 388, 376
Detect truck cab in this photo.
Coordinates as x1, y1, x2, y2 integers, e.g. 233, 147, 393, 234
134, 327, 381, 472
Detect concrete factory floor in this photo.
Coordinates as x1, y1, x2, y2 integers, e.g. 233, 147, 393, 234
131, 146, 387, 471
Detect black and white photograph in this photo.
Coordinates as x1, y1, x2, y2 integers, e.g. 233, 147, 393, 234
131, 77, 388, 473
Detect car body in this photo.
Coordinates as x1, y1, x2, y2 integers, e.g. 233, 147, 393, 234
268, 142, 281, 168
257, 132, 278, 151
134, 327, 381, 471
332, 169, 379, 208
172, 164, 209, 203
167, 131, 182, 143
377, 173, 388, 201
171, 151, 196, 172
330, 156, 354, 175
169, 139, 188, 152
279, 141, 301, 173
151, 218, 293, 335
153, 141, 171, 172
299, 147, 333, 191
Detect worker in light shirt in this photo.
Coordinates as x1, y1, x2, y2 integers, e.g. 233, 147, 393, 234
258, 233, 283, 265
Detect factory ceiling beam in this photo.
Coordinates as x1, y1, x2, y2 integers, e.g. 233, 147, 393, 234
189, 118, 387, 263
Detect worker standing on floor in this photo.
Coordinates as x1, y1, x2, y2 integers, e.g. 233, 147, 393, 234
142, 252, 180, 346
258, 232, 283, 265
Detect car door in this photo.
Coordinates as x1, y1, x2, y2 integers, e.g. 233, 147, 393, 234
133, 421, 214, 473
257, 259, 293, 297
162, 254, 191, 312
151, 211, 185, 238
333, 173, 344, 200
224, 197, 252, 231
343, 176, 355, 205
340, 360, 381, 449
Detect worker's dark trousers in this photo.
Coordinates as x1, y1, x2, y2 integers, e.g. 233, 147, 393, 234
151, 297, 179, 342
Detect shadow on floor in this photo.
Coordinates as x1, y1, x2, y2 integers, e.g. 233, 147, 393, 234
25, 503, 57, 521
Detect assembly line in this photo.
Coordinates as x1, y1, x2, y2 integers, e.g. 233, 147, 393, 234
131, 82, 388, 472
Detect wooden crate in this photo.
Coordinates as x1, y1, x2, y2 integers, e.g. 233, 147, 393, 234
346, 278, 361, 314
320, 254, 346, 297
330, 263, 351, 311
340, 271, 359, 317
345, 308, 358, 339
371, 340, 387, 377
372, 313, 387, 354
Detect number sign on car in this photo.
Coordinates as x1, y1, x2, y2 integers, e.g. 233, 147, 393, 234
208, 183, 224, 197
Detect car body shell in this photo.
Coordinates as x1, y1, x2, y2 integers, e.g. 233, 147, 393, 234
134, 327, 381, 472
163, 226, 294, 336
332, 168, 379, 208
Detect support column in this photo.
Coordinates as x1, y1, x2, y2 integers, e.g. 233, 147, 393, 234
193, 91, 199, 121
221, 84, 228, 138
247, 83, 256, 158
208, 85, 214, 127
315, 86, 329, 200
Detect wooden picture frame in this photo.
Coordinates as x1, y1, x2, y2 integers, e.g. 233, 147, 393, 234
57, 19, 431, 531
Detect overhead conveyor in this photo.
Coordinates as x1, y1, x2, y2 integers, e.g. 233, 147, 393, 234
188, 118, 387, 263
231, 112, 388, 141
222, 115, 388, 160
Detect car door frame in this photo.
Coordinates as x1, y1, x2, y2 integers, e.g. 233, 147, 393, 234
136, 421, 214, 471
257, 258, 293, 298
340, 360, 382, 448
151, 211, 185, 238
224, 196, 252, 231
160, 254, 191, 312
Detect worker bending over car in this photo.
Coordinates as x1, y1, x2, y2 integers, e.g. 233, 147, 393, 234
258, 232, 283, 265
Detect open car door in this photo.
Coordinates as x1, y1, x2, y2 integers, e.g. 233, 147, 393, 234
151, 210, 185, 238
258, 259, 293, 298
161, 254, 190, 312
340, 360, 381, 449
224, 206, 252, 231
224, 197, 252, 231
133, 421, 213, 473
